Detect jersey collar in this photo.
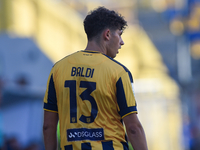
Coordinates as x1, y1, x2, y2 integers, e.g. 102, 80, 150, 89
81, 50, 101, 54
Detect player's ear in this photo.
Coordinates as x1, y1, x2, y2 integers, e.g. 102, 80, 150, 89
103, 29, 110, 41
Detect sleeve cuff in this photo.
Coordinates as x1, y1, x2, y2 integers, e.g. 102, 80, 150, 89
44, 103, 58, 112
119, 106, 137, 118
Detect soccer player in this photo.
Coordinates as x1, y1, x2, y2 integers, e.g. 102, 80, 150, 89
43, 6, 148, 150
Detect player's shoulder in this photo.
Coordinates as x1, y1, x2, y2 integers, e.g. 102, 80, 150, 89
53, 51, 79, 67
103, 54, 130, 73
103, 54, 133, 82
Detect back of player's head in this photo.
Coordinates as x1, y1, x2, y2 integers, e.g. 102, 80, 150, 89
83, 7, 127, 41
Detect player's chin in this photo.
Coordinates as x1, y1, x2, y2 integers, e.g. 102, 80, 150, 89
112, 53, 117, 58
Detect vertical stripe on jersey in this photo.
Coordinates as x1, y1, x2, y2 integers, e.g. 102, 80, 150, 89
121, 142, 129, 150
116, 77, 128, 117
44, 74, 58, 111
64, 145, 72, 150
116, 78, 137, 117
102, 141, 114, 150
81, 143, 91, 150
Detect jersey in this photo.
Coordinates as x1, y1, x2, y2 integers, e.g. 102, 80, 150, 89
43, 50, 137, 150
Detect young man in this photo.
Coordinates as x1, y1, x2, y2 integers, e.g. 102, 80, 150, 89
43, 7, 148, 150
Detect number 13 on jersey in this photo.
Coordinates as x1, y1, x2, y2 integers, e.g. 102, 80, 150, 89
64, 80, 98, 124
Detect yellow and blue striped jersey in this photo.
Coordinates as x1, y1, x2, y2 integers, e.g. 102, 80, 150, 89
43, 50, 137, 150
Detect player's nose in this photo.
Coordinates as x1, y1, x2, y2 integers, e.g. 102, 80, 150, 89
120, 39, 124, 45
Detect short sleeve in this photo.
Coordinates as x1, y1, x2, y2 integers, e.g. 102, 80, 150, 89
43, 72, 58, 113
116, 72, 137, 118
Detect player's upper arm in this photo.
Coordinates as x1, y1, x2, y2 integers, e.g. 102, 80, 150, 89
123, 113, 142, 131
43, 110, 59, 130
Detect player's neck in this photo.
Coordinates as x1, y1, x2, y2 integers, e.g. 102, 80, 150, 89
85, 40, 106, 55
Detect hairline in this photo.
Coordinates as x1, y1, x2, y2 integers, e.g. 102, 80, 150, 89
88, 27, 125, 41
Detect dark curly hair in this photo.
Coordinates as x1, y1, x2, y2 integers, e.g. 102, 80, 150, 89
84, 7, 127, 41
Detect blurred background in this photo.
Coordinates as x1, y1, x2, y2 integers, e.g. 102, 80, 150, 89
0, 0, 200, 150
